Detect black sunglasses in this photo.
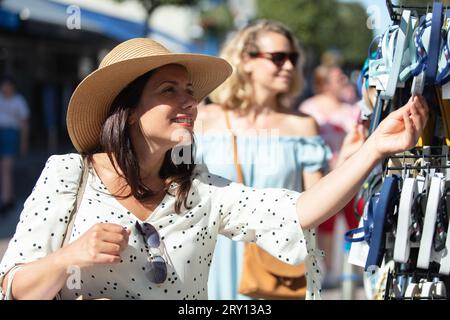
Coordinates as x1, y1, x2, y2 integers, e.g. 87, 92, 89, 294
249, 51, 299, 67
135, 221, 167, 284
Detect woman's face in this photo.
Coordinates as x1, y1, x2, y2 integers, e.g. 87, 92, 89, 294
129, 64, 198, 150
325, 67, 349, 98
243, 31, 296, 94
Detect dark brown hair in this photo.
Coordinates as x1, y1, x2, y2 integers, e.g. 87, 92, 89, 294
87, 68, 196, 213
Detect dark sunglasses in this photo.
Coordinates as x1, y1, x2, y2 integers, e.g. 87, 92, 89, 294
249, 51, 299, 67
135, 221, 167, 284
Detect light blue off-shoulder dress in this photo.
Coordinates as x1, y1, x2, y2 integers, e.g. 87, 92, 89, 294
195, 133, 332, 300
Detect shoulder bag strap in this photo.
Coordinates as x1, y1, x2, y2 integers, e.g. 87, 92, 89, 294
224, 111, 245, 185
62, 156, 90, 247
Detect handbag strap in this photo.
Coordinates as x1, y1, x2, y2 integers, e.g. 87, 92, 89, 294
224, 111, 245, 185
61, 156, 90, 248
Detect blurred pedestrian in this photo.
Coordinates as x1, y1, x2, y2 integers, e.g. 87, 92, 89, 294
298, 65, 361, 287
0, 76, 29, 215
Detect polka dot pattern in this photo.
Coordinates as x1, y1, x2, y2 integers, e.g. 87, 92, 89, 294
0, 155, 319, 300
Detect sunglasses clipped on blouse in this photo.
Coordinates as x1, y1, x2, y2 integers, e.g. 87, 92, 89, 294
135, 221, 167, 284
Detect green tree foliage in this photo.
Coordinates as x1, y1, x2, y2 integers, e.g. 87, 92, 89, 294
199, 3, 234, 40
116, 0, 198, 16
257, 0, 374, 67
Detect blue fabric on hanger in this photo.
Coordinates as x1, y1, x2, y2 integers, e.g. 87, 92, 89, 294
436, 44, 450, 85
425, 1, 443, 85
365, 175, 400, 271
411, 16, 430, 77
436, 10, 450, 85
344, 193, 379, 243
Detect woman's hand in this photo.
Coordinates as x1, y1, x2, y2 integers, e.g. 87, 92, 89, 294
296, 96, 428, 229
367, 95, 429, 161
58, 223, 130, 269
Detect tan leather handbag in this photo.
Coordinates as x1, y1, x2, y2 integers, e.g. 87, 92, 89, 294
239, 243, 307, 299
224, 112, 307, 300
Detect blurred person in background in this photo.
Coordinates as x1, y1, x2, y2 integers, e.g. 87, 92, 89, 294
298, 64, 362, 288
0, 76, 29, 215
195, 20, 331, 300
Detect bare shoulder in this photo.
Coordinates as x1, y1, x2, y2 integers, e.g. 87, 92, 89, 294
195, 103, 226, 133
276, 109, 319, 137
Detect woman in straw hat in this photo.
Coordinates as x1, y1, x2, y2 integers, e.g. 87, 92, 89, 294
0, 38, 427, 300
194, 20, 331, 300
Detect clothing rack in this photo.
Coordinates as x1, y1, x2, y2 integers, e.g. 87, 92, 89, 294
349, 0, 450, 300
386, 0, 450, 22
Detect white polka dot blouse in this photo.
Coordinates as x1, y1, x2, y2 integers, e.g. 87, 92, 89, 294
0, 154, 322, 300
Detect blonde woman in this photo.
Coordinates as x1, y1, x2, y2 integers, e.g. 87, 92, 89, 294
194, 20, 332, 300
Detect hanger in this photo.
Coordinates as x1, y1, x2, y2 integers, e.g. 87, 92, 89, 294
417, 174, 445, 269
418, 276, 436, 298
411, 14, 431, 96
422, 146, 432, 193
394, 169, 419, 263
434, 191, 449, 252
365, 175, 400, 271
404, 274, 420, 299
425, 1, 444, 87
409, 181, 426, 246
433, 276, 447, 298
434, 147, 450, 253
438, 213, 450, 275
381, 10, 413, 99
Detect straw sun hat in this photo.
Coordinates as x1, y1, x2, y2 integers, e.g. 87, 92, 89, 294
67, 38, 233, 153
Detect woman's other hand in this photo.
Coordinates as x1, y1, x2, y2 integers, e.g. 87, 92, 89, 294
368, 95, 429, 161
58, 223, 131, 269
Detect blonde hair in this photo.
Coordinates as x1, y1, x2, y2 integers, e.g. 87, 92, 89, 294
209, 20, 305, 111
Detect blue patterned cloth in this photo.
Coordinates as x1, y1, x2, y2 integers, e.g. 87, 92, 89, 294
195, 134, 332, 300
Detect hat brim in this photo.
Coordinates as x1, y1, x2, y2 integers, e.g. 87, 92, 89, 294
67, 53, 232, 153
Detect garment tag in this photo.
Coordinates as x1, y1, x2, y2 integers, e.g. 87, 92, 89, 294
348, 219, 370, 268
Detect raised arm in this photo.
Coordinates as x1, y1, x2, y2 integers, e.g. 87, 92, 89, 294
297, 96, 428, 229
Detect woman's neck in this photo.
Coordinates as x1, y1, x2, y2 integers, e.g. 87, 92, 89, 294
134, 142, 168, 184
240, 86, 279, 123
128, 121, 171, 187
253, 85, 278, 110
